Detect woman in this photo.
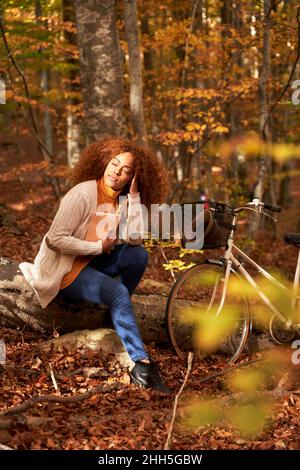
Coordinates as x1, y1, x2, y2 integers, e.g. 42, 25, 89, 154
19, 137, 171, 393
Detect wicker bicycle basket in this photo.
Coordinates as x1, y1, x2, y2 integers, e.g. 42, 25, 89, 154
180, 200, 235, 250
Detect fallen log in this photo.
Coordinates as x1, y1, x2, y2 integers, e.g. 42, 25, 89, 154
0, 256, 169, 344
0, 256, 272, 361
39, 328, 135, 369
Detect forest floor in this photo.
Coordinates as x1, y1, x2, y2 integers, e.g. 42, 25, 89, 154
1, 133, 300, 450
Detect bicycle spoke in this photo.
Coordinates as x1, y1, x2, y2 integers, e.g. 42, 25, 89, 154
166, 262, 250, 365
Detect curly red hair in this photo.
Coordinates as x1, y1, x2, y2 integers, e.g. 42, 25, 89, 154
67, 137, 171, 209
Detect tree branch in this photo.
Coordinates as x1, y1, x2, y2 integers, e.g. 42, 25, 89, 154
164, 351, 193, 450
197, 358, 263, 384
0, 382, 122, 417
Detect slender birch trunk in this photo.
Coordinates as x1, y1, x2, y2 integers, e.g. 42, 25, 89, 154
62, 0, 82, 169
124, 0, 148, 146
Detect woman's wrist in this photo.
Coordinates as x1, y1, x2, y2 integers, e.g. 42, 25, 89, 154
96, 239, 103, 254
128, 191, 140, 197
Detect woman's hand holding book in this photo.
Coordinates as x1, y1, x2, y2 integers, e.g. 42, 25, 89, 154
85, 208, 120, 254
102, 232, 117, 254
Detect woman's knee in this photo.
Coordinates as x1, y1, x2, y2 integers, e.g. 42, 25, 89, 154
117, 244, 148, 268
126, 244, 149, 267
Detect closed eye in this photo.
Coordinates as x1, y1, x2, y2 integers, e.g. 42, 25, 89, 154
112, 162, 131, 175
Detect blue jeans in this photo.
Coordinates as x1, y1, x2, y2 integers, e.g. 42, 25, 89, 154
58, 243, 149, 362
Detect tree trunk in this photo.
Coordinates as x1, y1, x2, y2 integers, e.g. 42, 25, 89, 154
250, 0, 277, 234
62, 0, 82, 169
34, 1, 61, 200
255, 0, 272, 200
279, 161, 293, 206
36, 0, 53, 157
0, 257, 168, 345
175, 1, 201, 203
40, 69, 53, 156
66, 112, 81, 169
140, 14, 157, 132
124, 0, 148, 147
74, 0, 126, 143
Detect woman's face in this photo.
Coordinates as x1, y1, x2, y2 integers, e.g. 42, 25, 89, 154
103, 152, 135, 191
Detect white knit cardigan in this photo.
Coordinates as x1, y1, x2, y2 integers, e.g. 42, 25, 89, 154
19, 179, 144, 309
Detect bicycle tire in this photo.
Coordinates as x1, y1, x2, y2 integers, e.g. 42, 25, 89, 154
165, 260, 251, 365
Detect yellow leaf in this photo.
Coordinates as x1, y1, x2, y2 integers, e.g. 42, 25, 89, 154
180, 304, 242, 353
229, 399, 274, 437
228, 369, 264, 393
182, 399, 223, 428
215, 125, 229, 133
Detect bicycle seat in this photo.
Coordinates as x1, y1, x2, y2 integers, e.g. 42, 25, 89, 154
283, 233, 300, 248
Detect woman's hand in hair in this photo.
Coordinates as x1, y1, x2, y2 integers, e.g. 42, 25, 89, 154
129, 169, 139, 194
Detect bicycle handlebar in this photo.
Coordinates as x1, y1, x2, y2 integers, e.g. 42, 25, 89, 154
233, 198, 282, 215
189, 198, 282, 215
264, 203, 282, 213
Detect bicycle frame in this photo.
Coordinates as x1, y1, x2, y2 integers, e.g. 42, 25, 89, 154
214, 213, 300, 327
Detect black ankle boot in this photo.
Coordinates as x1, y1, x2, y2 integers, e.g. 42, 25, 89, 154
130, 361, 171, 394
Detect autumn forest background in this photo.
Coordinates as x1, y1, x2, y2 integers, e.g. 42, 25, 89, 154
0, 0, 300, 452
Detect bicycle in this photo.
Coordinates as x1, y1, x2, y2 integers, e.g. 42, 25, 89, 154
165, 198, 300, 366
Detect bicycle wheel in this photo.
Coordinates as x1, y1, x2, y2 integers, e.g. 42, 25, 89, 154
166, 260, 251, 365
